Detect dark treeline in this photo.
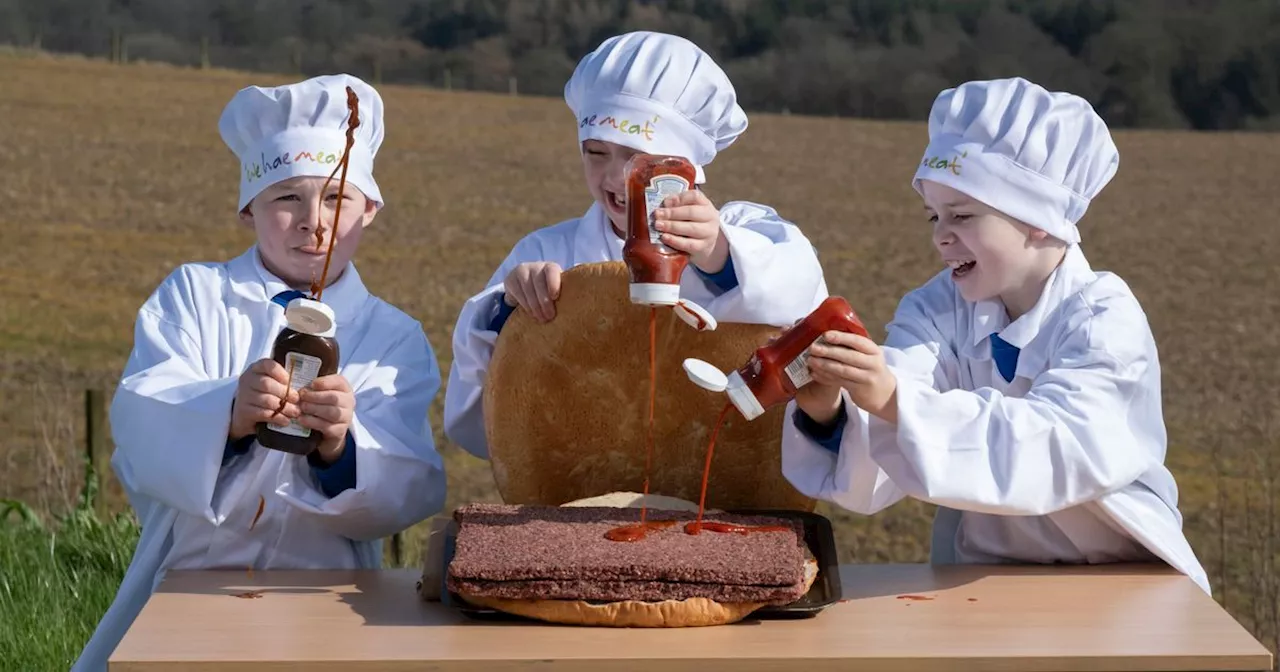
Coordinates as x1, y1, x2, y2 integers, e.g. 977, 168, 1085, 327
3, 0, 1278, 130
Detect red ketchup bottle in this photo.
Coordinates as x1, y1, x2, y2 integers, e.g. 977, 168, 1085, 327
682, 296, 871, 421
622, 154, 698, 307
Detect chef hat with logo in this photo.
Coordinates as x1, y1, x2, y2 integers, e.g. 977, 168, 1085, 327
911, 77, 1118, 244
219, 73, 385, 212
564, 31, 748, 184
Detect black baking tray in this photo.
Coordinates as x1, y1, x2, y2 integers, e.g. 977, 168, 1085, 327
440, 508, 843, 622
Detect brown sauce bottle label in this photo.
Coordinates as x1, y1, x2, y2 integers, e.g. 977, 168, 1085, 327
267, 351, 322, 438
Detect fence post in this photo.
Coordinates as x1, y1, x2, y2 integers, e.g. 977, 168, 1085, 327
444, 68, 452, 91
373, 55, 383, 86
391, 532, 403, 567
509, 76, 517, 96
85, 389, 110, 516
110, 29, 120, 63
200, 36, 210, 69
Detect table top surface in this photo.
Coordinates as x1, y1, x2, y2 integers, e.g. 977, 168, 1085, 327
108, 563, 1273, 672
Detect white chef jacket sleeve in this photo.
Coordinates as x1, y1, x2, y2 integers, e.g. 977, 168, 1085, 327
277, 323, 447, 540
443, 233, 559, 460
778, 287, 956, 515
703, 201, 828, 325
109, 271, 241, 523
871, 289, 1162, 516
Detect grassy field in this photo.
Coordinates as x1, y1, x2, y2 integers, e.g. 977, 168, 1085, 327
0, 50, 1277, 669
1, 470, 140, 670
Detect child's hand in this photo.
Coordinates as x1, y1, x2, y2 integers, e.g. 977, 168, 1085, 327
297, 375, 356, 464
795, 380, 844, 427
770, 321, 846, 427
807, 331, 899, 423
230, 359, 300, 440
503, 262, 562, 323
654, 190, 730, 274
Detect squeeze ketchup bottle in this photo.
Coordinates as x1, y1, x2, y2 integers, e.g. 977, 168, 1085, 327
682, 296, 871, 421
622, 154, 697, 307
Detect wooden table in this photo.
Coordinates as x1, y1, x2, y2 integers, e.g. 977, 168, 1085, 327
109, 564, 1272, 672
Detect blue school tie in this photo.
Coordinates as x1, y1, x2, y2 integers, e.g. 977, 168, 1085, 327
271, 289, 307, 308
990, 334, 1020, 383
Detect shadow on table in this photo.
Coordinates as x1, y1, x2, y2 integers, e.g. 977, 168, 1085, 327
157, 570, 350, 597
837, 562, 1186, 601
340, 563, 1189, 627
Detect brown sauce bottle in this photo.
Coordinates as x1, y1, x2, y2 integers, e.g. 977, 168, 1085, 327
256, 297, 340, 454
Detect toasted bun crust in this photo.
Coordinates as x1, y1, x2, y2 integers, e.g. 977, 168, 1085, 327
460, 558, 817, 628
483, 261, 815, 512
459, 594, 769, 628
559, 491, 721, 513
451, 493, 818, 627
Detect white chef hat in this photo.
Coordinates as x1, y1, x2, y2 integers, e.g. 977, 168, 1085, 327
219, 73, 385, 212
911, 77, 1118, 244
564, 31, 748, 184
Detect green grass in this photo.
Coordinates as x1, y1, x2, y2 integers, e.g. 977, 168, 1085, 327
0, 469, 139, 672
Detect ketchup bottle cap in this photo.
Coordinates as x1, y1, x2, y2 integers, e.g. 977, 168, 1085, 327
284, 298, 337, 337
683, 358, 728, 392
673, 299, 717, 332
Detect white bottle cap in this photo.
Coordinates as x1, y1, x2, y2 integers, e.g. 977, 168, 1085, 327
629, 282, 681, 306
682, 358, 728, 392
725, 369, 765, 421
284, 298, 337, 337
674, 299, 717, 331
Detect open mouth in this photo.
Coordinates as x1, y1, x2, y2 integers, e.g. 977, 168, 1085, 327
947, 259, 976, 278
605, 190, 626, 212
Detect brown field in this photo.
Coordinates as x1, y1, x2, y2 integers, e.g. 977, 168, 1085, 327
1, 51, 1277, 654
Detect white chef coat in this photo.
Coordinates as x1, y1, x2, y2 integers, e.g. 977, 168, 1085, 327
781, 245, 1210, 594
73, 246, 446, 671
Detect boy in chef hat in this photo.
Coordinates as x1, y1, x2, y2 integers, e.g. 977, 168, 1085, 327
444, 30, 828, 459
73, 74, 445, 671
779, 77, 1210, 594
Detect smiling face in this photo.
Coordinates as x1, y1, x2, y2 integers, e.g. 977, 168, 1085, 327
239, 176, 377, 290
919, 179, 1066, 319
581, 139, 644, 235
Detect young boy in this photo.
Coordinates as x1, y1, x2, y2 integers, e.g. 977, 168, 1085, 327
444, 31, 828, 458
780, 77, 1210, 594
74, 74, 446, 670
